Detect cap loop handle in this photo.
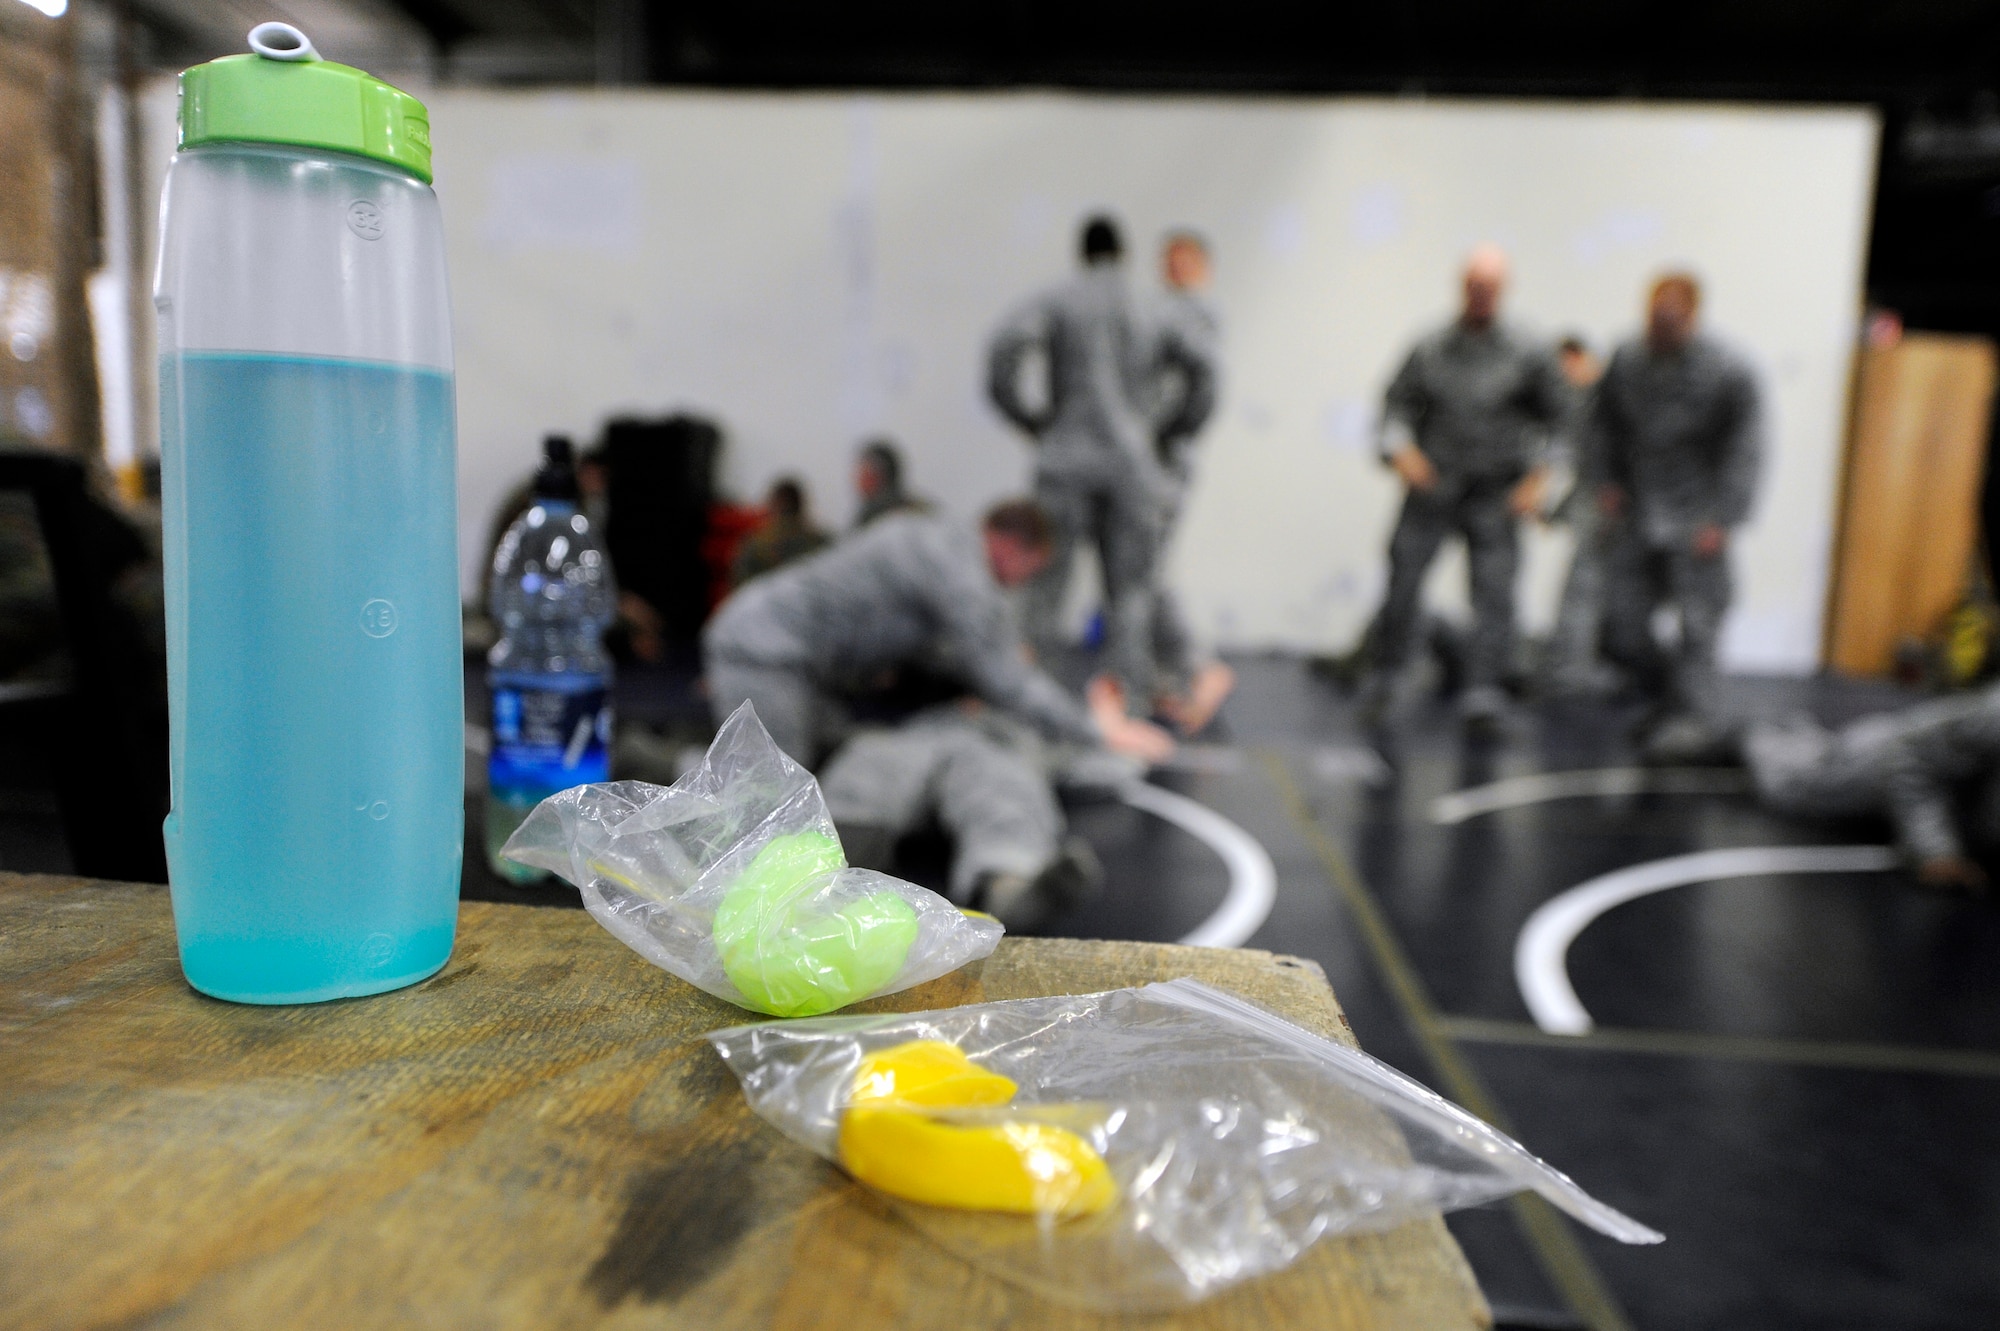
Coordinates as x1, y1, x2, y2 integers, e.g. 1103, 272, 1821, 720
248, 22, 320, 62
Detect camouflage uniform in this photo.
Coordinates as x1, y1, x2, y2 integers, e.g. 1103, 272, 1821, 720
730, 515, 830, 588
987, 264, 1169, 701
1142, 290, 1221, 693
1747, 685, 2000, 864
817, 704, 1067, 904
703, 510, 1097, 766
855, 487, 928, 528
704, 510, 1104, 903
1543, 380, 1614, 689
1582, 333, 1762, 715
1368, 321, 1571, 701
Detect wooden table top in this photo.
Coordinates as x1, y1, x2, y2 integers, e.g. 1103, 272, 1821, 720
0, 871, 1489, 1331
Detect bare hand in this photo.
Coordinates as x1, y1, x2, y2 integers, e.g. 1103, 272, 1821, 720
1597, 484, 1626, 518
1088, 676, 1177, 765
1389, 445, 1438, 493
1691, 524, 1728, 558
1101, 715, 1177, 764
1508, 468, 1550, 519
1918, 855, 1989, 892
1154, 662, 1237, 737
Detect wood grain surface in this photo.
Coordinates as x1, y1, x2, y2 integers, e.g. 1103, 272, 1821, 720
0, 871, 1489, 1330
1827, 332, 1999, 676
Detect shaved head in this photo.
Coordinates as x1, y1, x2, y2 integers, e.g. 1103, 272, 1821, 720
1464, 243, 1510, 284
1460, 243, 1509, 328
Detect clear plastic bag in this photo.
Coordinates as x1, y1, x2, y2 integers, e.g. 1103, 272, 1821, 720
500, 701, 1003, 1016
709, 977, 1661, 1310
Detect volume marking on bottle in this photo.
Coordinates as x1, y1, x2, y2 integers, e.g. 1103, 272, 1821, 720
346, 199, 385, 241
360, 599, 398, 637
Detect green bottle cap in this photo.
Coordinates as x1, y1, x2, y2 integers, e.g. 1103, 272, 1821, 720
178, 23, 433, 184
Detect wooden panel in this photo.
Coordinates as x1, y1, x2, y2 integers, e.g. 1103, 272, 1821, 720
0, 32, 62, 453
1827, 333, 1998, 676
0, 873, 1490, 1331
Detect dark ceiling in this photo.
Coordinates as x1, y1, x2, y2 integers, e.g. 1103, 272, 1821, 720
378, 0, 2000, 101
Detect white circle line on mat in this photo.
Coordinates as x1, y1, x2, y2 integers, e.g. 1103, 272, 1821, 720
1430, 767, 1752, 826
1515, 844, 1902, 1035
1117, 781, 1278, 949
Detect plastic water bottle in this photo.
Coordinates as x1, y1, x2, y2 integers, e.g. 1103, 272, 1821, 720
155, 24, 461, 1003
486, 437, 615, 882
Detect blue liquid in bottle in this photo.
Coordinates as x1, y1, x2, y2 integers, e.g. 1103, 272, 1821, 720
161, 352, 462, 1003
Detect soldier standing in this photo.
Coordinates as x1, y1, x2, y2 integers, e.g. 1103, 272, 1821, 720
1143, 230, 1234, 734
1361, 244, 1572, 733
1585, 273, 1762, 754
986, 215, 1166, 708
1541, 335, 1617, 695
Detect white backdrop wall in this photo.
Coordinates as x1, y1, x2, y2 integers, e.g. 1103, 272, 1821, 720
142, 85, 1879, 670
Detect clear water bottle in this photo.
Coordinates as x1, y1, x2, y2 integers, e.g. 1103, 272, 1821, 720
155, 24, 460, 1003
486, 437, 615, 882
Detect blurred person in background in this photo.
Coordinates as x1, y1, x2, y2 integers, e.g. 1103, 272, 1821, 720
854, 438, 928, 527
1745, 683, 2000, 897
1556, 337, 1602, 392
1585, 272, 1763, 757
702, 499, 1174, 930
987, 214, 1167, 710
732, 475, 830, 588
1144, 229, 1234, 736
1540, 334, 1618, 696
818, 699, 1114, 933
704, 498, 1170, 766
1358, 244, 1573, 735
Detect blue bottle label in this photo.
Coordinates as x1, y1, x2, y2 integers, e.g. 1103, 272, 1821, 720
490, 684, 612, 800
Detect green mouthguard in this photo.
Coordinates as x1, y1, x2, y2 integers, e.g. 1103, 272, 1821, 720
713, 830, 920, 1017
